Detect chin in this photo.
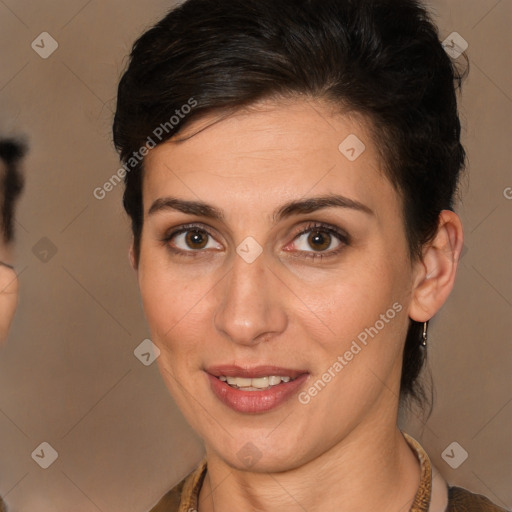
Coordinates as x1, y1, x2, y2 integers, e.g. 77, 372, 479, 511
206, 428, 311, 474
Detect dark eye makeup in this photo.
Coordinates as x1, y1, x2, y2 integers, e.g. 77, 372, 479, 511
160, 221, 350, 262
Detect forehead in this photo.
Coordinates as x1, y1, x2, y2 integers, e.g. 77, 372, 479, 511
142, 98, 396, 218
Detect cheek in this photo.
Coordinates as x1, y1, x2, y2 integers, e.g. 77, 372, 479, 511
313, 255, 401, 336
303, 250, 409, 399
298, 271, 407, 418
138, 257, 214, 352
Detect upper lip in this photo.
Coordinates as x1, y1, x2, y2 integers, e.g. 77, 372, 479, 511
205, 365, 309, 379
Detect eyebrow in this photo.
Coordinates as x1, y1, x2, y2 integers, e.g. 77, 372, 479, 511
148, 194, 374, 223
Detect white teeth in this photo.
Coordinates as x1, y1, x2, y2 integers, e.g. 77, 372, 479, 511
251, 376, 269, 388
234, 377, 252, 387
218, 375, 295, 390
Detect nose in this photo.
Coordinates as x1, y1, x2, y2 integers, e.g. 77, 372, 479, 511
213, 251, 287, 346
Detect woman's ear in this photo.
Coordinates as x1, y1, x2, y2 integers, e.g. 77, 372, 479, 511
128, 242, 138, 271
408, 209, 464, 322
0, 265, 19, 345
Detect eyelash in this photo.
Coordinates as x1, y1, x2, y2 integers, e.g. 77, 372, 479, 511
290, 222, 349, 261
161, 222, 350, 261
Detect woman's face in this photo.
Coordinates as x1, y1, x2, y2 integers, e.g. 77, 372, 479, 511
136, 98, 422, 471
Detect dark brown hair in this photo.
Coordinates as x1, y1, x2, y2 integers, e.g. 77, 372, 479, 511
0, 139, 26, 244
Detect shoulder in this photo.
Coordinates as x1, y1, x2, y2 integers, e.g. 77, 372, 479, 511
148, 458, 207, 512
148, 479, 185, 512
147, 468, 512, 512
447, 486, 510, 512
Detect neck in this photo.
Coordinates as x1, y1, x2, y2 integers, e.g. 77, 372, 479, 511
198, 419, 421, 512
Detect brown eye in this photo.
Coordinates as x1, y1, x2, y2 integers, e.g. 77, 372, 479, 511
287, 222, 349, 260
307, 230, 332, 251
185, 230, 208, 249
164, 225, 223, 255
293, 228, 342, 253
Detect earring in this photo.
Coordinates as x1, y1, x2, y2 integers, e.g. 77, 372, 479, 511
421, 321, 428, 348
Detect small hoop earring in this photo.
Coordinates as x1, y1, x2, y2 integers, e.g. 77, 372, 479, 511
421, 321, 428, 348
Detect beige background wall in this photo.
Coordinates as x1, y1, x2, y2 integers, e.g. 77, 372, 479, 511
0, 1, 510, 510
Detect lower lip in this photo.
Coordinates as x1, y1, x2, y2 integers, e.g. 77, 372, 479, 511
206, 373, 309, 413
